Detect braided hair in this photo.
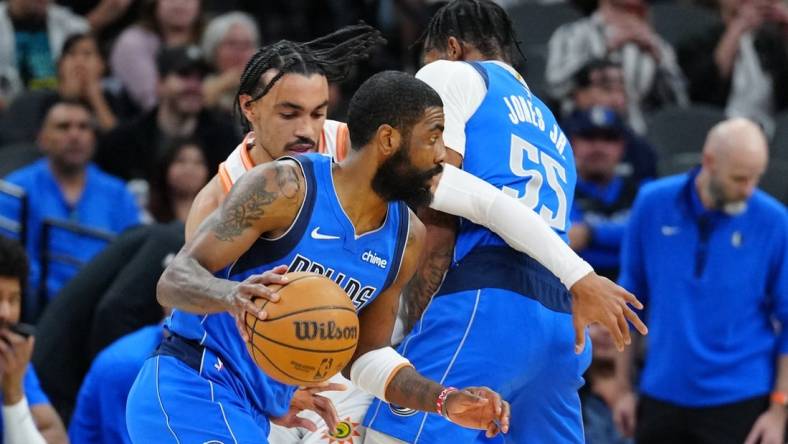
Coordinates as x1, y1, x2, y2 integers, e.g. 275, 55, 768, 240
420, 0, 526, 64
235, 23, 386, 130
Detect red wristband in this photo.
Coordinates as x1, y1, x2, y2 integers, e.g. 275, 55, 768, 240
771, 391, 788, 407
436, 387, 458, 418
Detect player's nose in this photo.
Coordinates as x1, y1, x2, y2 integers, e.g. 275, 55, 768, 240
434, 138, 446, 164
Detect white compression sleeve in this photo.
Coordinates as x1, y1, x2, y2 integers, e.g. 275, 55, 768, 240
350, 347, 413, 402
430, 164, 593, 289
2, 397, 47, 444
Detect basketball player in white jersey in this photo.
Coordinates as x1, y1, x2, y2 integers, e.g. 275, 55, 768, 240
186, 25, 645, 444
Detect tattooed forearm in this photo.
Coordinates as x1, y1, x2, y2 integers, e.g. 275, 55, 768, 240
403, 246, 452, 332
384, 366, 443, 412
157, 248, 238, 313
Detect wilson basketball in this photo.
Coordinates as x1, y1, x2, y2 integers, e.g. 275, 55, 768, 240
244, 272, 359, 386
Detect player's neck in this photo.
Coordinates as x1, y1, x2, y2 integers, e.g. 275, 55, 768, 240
249, 144, 274, 166
332, 153, 389, 237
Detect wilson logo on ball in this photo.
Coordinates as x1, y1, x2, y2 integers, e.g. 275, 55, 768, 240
293, 320, 358, 341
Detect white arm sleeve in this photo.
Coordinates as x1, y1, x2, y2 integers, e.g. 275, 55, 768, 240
416, 61, 486, 157
350, 347, 413, 402
430, 164, 593, 289
2, 397, 47, 444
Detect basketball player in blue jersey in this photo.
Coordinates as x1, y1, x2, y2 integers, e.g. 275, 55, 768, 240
125, 71, 510, 443
365, 1, 648, 443
184, 23, 647, 443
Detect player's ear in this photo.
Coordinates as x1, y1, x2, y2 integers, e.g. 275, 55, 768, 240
376, 124, 401, 157
447, 37, 463, 61
238, 94, 256, 124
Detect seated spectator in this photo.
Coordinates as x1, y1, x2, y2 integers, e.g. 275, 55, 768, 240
678, 0, 788, 137
565, 107, 644, 280
109, 0, 203, 111
1, 33, 124, 145
97, 45, 237, 182
570, 59, 657, 182
0, 100, 140, 309
201, 11, 258, 116
0, 0, 89, 109
0, 236, 67, 444
148, 138, 209, 223
581, 324, 633, 444
32, 222, 183, 423
68, 322, 165, 444
546, 0, 688, 134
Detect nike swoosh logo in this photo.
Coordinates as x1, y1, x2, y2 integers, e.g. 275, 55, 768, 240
661, 226, 679, 236
311, 227, 340, 240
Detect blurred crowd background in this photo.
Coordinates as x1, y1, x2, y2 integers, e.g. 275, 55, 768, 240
0, 0, 786, 443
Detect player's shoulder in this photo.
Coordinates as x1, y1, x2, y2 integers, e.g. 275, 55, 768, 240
416, 60, 483, 86
323, 119, 346, 132
233, 157, 306, 200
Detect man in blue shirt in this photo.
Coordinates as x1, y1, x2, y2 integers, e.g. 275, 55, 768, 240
0, 235, 67, 443
0, 100, 140, 311
616, 118, 788, 444
69, 323, 165, 444
566, 106, 644, 280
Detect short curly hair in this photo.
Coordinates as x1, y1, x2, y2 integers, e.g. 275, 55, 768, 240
347, 71, 443, 150
0, 236, 28, 287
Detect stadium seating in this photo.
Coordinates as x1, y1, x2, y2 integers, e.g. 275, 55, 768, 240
646, 105, 726, 175
651, 2, 722, 47
508, 2, 583, 47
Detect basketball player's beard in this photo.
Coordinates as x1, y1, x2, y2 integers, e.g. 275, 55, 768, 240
372, 143, 443, 209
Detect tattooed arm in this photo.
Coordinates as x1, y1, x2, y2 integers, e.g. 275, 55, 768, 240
403, 206, 456, 332
346, 211, 509, 435
344, 210, 442, 407
157, 160, 304, 314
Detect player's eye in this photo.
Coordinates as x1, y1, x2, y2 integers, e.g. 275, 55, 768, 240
280, 113, 296, 119
429, 135, 438, 144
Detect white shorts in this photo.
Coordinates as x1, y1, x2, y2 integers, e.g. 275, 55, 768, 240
268, 374, 374, 444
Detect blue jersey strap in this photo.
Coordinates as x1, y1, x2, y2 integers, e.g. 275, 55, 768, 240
381, 202, 409, 291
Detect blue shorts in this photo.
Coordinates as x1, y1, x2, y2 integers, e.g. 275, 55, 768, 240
364, 288, 592, 444
126, 352, 271, 444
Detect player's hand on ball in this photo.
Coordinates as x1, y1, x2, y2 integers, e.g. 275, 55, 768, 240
228, 265, 289, 341
444, 387, 510, 437
570, 272, 648, 353
270, 382, 347, 432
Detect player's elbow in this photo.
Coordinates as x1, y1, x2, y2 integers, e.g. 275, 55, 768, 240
156, 259, 185, 307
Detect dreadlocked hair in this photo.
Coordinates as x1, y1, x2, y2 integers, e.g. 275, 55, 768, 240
235, 23, 386, 130
419, 0, 526, 64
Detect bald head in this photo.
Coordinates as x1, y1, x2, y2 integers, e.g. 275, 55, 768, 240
699, 118, 768, 210
703, 118, 768, 170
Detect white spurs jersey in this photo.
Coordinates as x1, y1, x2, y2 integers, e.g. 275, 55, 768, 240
217, 119, 349, 193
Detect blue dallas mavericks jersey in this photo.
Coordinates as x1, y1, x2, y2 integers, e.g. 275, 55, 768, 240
454, 62, 576, 263
166, 153, 409, 419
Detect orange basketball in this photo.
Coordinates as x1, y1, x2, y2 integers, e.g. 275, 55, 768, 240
244, 272, 359, 386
